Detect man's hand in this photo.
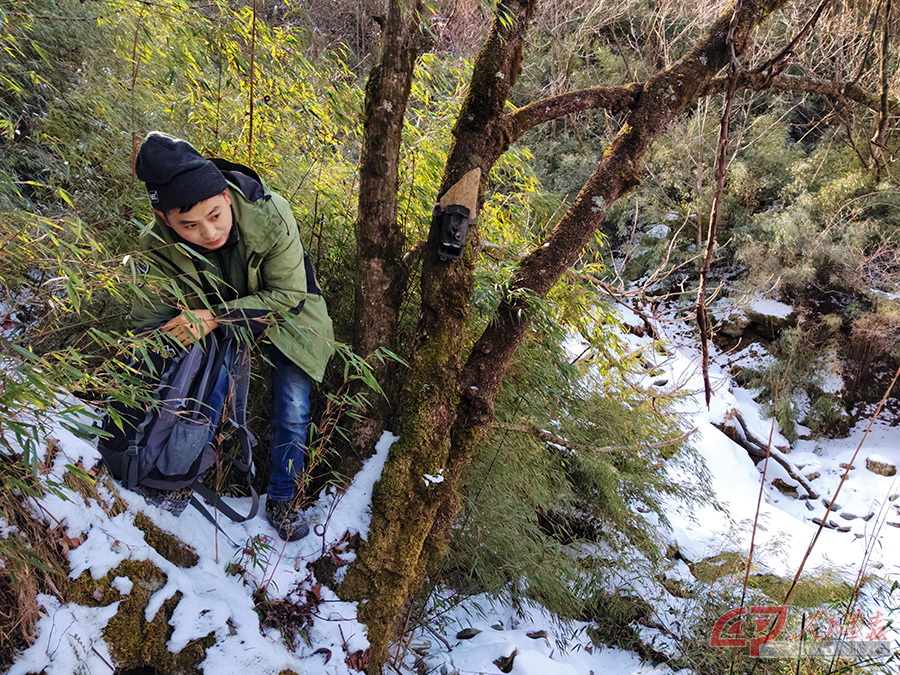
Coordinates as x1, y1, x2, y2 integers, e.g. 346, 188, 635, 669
161, 309, 219, 346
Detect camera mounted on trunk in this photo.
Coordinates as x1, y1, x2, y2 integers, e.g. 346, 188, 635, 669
434, 167, 481, 263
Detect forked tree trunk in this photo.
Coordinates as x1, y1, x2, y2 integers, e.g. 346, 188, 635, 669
432, 0, 793, 552
340, 1, 538, 666
341, 0, 793, 670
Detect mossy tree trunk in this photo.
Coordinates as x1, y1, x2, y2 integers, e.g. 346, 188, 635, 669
341, 1, 538, 667
340, 0, 845, 671
427, 0, 795, 560
351, 0, 426, 450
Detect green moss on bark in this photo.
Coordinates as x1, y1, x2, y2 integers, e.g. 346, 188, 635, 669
340, 327, 465, 668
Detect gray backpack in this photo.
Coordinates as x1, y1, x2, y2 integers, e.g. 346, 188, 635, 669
98, 330, 259, 525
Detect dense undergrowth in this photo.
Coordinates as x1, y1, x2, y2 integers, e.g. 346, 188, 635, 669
1, 0, 898, 673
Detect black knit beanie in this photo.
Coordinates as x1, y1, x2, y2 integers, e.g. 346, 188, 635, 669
135, 132, 227, 212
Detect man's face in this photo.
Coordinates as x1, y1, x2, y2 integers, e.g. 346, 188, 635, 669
157, 190, 233, 251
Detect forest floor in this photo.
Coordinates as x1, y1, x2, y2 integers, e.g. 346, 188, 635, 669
5, 298, 900, 675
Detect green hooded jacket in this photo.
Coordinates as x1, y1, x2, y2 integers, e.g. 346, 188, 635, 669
130, 163, 335, 382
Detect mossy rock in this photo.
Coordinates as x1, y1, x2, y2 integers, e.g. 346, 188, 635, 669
745, 302, 798, 337
62, 466, 198, 568
687, 551, 745, 584
749, 571, 854, 608
656, 573, 693, 599
64, 559, 213, 673
688, 552, 855, 608
132, 512, 199, 568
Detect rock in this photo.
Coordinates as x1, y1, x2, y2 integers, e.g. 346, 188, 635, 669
133, 512, 199, 568
837, 525, 852, 533
719, 311, 750, 338
862, 513, 875, 522
494, 649, 517, 674
645, 223, 672, 239
526, 630, 548, 640
889, 494, 899, 502
746, 299, 797, 335
805, 501, 816, 511
772, 479, 799, 498
410, 639, 431, 655
805, 471, 821, 481
64, 559, 213, 672
887, 522, 900, 529
456, 628, 481, 640
812, 517, 838, 529
821, 498, 840, 511
839, 512, 858, 521
840, 463, 856, 470
865, 455, 897, 477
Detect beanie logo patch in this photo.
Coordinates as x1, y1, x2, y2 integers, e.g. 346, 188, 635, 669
148, 190, 159, 203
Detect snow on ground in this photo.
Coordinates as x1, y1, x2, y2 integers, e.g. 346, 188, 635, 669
749, 298, 795, 319
416, 594, 689, 675
616, 309, 900, 581
6, 299, 900, 674
6, 419, 395, 675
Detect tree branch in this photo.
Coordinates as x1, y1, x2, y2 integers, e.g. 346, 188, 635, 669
504, 73, 893, 148
698, 0, 744, 407
748, 0, 832, 76
353, 0, 426, 361
504, 83, 642, 144
704, 72, 899, 113
715, 410, 820, 500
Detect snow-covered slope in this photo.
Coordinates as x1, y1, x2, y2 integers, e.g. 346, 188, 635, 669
5, 302, 900, 674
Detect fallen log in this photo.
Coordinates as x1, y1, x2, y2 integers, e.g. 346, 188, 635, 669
714, 409, 819, 500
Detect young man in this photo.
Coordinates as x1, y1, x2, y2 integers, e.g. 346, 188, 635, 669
131, 131, 334, 541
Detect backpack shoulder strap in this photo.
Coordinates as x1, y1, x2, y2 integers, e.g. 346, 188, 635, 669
191, 483, 259, 524
189, 339, 260, 525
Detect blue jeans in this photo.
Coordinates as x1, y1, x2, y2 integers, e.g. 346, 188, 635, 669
267, 346, 312, 502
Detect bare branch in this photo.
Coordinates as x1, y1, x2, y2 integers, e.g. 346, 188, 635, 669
715, 411, 820, 500
705, 72, 899, 112
504, 83, 642, 143
871, 0, 893, 175
698, 0, 744, 407
504, 72, 892, 149
749, 0, 833, 75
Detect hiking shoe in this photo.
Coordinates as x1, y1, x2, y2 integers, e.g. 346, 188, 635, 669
135, 486, 194, 516
265, 498, 309, 542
